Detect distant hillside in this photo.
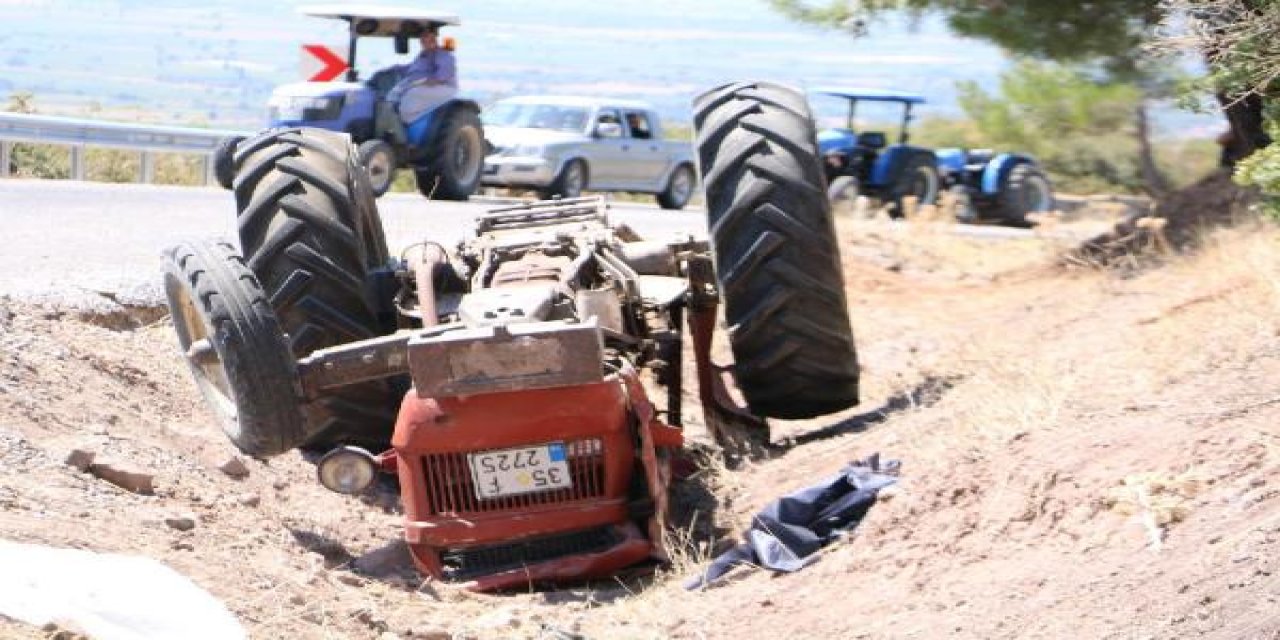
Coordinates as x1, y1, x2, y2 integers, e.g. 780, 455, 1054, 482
0, 0, 1010, 128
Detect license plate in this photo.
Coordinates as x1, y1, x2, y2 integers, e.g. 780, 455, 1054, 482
468, 443, 571, 499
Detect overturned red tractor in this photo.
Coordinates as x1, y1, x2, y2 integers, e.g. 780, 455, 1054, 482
162, 82, 859, 589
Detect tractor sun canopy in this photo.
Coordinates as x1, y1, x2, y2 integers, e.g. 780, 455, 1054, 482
299, 5, 461, 34
811, 87, 926, 105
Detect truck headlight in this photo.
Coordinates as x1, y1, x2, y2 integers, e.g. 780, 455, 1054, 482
512, 144, 544, 157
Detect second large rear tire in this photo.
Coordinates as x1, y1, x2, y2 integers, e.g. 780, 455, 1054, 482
692, 81, 860, 419
415, 106, 484, 201
232, 127, 399, 453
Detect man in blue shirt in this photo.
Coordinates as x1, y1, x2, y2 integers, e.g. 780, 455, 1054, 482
381, 28, 458, 145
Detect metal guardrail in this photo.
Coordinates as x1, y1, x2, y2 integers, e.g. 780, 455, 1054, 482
0, 112, 252, 185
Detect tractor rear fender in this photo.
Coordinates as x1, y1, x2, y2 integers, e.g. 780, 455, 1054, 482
407, 98, 482, 149
934, 148, 967, 176
868, 144, 936, 188
979, 153, 1037, 195
816, 128, 857, 156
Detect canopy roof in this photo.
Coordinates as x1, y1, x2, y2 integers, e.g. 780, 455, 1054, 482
300, 4, 460, 34
812, 87, 926, 104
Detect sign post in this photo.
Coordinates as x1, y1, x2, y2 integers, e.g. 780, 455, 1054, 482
300, 44, 350, 82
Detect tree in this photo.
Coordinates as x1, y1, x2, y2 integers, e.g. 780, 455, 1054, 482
767, 0, 1270, 179
768, 1, 1160, 74
1163, 0, 1280, 214
954, 61, 1151, 193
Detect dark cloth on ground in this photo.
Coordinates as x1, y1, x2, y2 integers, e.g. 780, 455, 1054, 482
684, 454, 899, 589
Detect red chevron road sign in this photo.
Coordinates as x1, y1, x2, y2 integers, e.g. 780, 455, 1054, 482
301, 44, 349, 82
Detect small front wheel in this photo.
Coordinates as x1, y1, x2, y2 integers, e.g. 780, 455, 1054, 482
163, 239, 308, 458
889, 154, 940, 218
358, 139, 397, 198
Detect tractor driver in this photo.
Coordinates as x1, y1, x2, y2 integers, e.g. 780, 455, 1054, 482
381, 27, 458, 145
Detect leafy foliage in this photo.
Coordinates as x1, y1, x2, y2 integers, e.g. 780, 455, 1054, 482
767, 0, 1161, 75
1235, 117, 1280, 218
952, 61, 1152, 193
1161, 0, 1280, 216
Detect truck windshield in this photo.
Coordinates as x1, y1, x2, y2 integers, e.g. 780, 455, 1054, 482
483, 103, 590, 133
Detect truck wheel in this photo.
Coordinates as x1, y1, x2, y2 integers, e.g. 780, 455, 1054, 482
692, 81, 860, 420
655, 164, 695, 210
163, 239, 307, 458
540, 159, 587, 199
232, 127, 399, 453
888, 153, 940, 218
416, 107, 484, 200
358, 139, 397, 198
996, 163, 1053, 227
213, 135, 245, 190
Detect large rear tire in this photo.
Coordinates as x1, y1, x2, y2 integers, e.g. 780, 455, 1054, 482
415, 106, 483, 201
232, 127, 399, 453
995, 163, 1053, 227
692, 81, 860, 420
213, 136, 245, 191
163, 239, 307, 458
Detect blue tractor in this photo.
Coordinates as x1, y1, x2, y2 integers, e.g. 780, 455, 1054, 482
215, 6, 485, 200
814, 88, 1053, 226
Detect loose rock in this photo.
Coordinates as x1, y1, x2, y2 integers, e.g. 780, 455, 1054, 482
89, 463, 154, 494
235, 493, 261, 507
64, 448, 95, 473
164, 516, 196, 532
217, 456, 250, 479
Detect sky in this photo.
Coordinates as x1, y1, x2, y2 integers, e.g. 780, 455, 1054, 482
0, 0, 1218, 134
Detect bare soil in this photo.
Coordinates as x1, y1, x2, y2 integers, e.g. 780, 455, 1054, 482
1, 208, 1278, 639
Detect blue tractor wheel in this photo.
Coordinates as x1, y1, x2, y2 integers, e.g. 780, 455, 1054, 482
888, 153, 940, 217
995, 164, 1053, 227
415, 106, 484, 201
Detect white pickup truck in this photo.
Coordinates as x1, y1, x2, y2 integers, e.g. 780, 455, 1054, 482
480, 96, 698, 209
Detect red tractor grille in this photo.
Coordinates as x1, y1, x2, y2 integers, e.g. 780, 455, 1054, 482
421, 438, 607, 516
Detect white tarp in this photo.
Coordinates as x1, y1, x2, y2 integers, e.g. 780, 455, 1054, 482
0, 540, 245, 640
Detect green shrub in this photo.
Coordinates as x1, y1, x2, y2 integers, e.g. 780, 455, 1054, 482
9, 143, 70, 179
1235, 122, 1280, 219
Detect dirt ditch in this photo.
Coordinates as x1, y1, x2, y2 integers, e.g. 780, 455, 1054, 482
2, 210, 1279, 638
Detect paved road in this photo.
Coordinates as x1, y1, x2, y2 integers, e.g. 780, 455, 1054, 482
0, 179, 705, 305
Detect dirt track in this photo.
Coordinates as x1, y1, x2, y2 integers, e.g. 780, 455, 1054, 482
1, 212, 1279, 638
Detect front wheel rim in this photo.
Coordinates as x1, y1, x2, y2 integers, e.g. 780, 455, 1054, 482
171, 284, 236, 421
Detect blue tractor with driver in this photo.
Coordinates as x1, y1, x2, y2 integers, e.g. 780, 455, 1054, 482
214, 6, 485, 200
814, 88, 1053, 226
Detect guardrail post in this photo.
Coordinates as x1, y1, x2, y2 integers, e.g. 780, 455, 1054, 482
0, 141, 10, 177
69, 145, 85, 181
139, 151, 155, 184
203, 154, 215, 187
